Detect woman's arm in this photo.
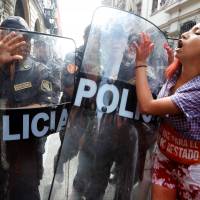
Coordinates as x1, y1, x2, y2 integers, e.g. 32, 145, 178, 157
135, 33, 181, 116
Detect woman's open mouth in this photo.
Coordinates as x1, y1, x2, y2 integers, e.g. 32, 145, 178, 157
177, 39, 183, 48
175, 39, 183, 52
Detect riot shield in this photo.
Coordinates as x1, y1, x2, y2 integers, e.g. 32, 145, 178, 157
0, 28, 76, 200
51, 7, 168, 200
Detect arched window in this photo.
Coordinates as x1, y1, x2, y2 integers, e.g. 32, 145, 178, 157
14, 0, 30, 26
152, 0, 158, 13
14, 0, 25, 19
34, 19, 41, 32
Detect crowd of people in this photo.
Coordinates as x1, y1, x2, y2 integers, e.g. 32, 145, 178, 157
0, 13, 200, 200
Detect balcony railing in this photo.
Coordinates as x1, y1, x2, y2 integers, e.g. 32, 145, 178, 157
33, 0, 56, 30
35, 0, 45, 13
44, 8, 55, 29
160, 0, 182, 8
101, 0, 113, 6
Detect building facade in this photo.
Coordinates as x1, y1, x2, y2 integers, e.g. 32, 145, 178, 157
102, 0, 136, 11
101, 0, 113, 7
0, 0, 61, 34
110, 0, 200, 46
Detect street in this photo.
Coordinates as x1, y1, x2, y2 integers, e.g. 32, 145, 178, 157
38, 132, 152, 200
39, 133, 117, 200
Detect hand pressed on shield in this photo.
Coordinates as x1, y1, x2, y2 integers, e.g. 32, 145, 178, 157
66, 63, 78, 74
164, 42, 174, 65
135, 32, 154, 66
0, 31, 26, 66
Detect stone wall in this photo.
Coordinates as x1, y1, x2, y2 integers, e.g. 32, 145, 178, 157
0, 0, 48, 32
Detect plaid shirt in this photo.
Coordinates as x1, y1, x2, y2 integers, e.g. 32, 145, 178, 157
158, 70, 200, 140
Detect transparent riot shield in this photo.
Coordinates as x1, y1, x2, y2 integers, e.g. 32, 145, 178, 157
51, 7, 168, 200
0, 28, 76, 200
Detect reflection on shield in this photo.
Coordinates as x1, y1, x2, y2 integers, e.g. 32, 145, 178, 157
0, 28, 75, 200
50, 7, 167, 200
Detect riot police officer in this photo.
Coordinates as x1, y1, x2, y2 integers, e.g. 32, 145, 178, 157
80, 28, 157, 200
0, 25, 28, 199
53, 25, 91, 184
33, 37, 62, 104
0, 16, 60, 200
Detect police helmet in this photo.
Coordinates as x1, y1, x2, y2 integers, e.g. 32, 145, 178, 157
0, 16, 30, 31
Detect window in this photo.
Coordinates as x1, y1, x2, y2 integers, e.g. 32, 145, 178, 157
160, 0, 166, 7
152, 0, 158, 13
136, 2, 142, 15
14, 0, 25, 19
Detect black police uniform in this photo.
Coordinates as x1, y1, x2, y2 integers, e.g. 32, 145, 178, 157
0, 137, 9, 200
53, 47, 82, 180
33, 39, 62, 104
0, 55, 57, 200
84, 113, 157, 200
53, 43, 99, 196
82, 40, 158, 200
55, 41, 115, 199
0, 16, 58, 200
1, 57, 55, 106
60, 51, 76, 103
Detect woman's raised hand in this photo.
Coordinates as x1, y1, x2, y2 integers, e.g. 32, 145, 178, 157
164, 42, 174, 65
135, 32, 154, 65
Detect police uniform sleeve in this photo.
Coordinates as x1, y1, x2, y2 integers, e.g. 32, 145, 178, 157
60, 52, 77, 102
37, 62, 61, 105
48, 59, 62, 104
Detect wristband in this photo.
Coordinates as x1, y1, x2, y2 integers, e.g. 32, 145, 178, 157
135, 65, 147, 69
